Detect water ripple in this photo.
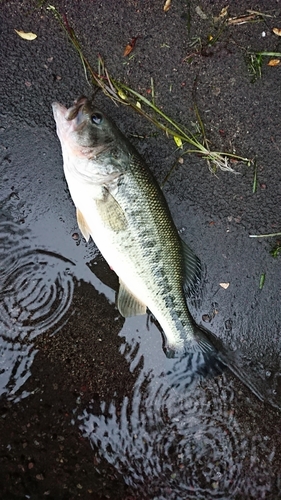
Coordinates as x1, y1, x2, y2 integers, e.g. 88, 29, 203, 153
0, 219, 76, 399
77, 318, 275, 499
0, 248, 75, 339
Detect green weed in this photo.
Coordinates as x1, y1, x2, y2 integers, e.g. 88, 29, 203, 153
48, 5, 253, 174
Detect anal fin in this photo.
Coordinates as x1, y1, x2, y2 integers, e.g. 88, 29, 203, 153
117, 279, 147, 317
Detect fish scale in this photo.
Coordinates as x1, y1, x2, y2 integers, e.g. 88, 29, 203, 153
112, 156, 188, 340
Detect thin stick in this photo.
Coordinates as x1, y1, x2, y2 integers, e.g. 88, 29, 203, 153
249, 232, 281, 238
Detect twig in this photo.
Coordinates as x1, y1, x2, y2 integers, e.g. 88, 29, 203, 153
250, 232, 281, 238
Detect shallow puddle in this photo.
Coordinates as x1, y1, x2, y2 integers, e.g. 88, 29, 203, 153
0, 124, 281, 499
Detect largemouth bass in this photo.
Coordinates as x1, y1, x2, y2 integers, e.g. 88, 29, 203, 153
52, 96, 221, 369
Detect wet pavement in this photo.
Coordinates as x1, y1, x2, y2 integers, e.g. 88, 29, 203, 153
1, 0, 281, 498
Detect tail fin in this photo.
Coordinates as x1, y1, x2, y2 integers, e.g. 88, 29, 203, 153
164, 325, 226, 382
163, 322, 271, 406
164, 350, 225, 392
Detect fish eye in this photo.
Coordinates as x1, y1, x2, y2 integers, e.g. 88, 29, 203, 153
91, 112, 103, 125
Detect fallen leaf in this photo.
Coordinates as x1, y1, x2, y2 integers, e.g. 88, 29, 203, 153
117, 89, 127, 100
14, 29, 37, 40
219, 282, 230, 289
174, 136, 183, 148
163, 0, 171, 12
124, 44, 133, 57
268, 59, 280, 66
123, 37, 137, 57
273, 27, 281, 36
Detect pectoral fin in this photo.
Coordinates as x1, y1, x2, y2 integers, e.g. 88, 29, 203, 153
117, 280, 147, 317
76, 208, 91, 241
96, 189, 127, 232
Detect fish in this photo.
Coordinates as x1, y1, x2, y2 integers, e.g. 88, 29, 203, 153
52, 96, 223, 374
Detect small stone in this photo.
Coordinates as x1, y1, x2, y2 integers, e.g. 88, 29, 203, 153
202, 314, 211, 323
225, 319, 233, 331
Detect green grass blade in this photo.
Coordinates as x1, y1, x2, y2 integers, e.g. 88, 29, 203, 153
48, 5, 253, 174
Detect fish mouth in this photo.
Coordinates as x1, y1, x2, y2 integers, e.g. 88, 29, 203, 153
52, 96, 88, 119
52, 96, 90, 140
66, 96, 88, 121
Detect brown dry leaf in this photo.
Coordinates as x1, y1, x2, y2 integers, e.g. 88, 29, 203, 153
273, 27, 281, 37
14, 29, 37, 40
268, 59, 280, 66
124, 44, 133, 57
123, 37, 137, 57
163, 0, 171, 12
219, 282, 230, 289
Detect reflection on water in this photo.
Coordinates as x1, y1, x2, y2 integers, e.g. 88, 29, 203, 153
77, 318, 275, 499
0, 217, 75, 400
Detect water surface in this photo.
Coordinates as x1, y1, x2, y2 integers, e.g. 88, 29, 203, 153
0, 122, 281, 499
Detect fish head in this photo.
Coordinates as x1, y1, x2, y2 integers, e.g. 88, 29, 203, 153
52, 96, 118, 160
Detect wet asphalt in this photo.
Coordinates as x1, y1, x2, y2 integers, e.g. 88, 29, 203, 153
1, 1, 281, 499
